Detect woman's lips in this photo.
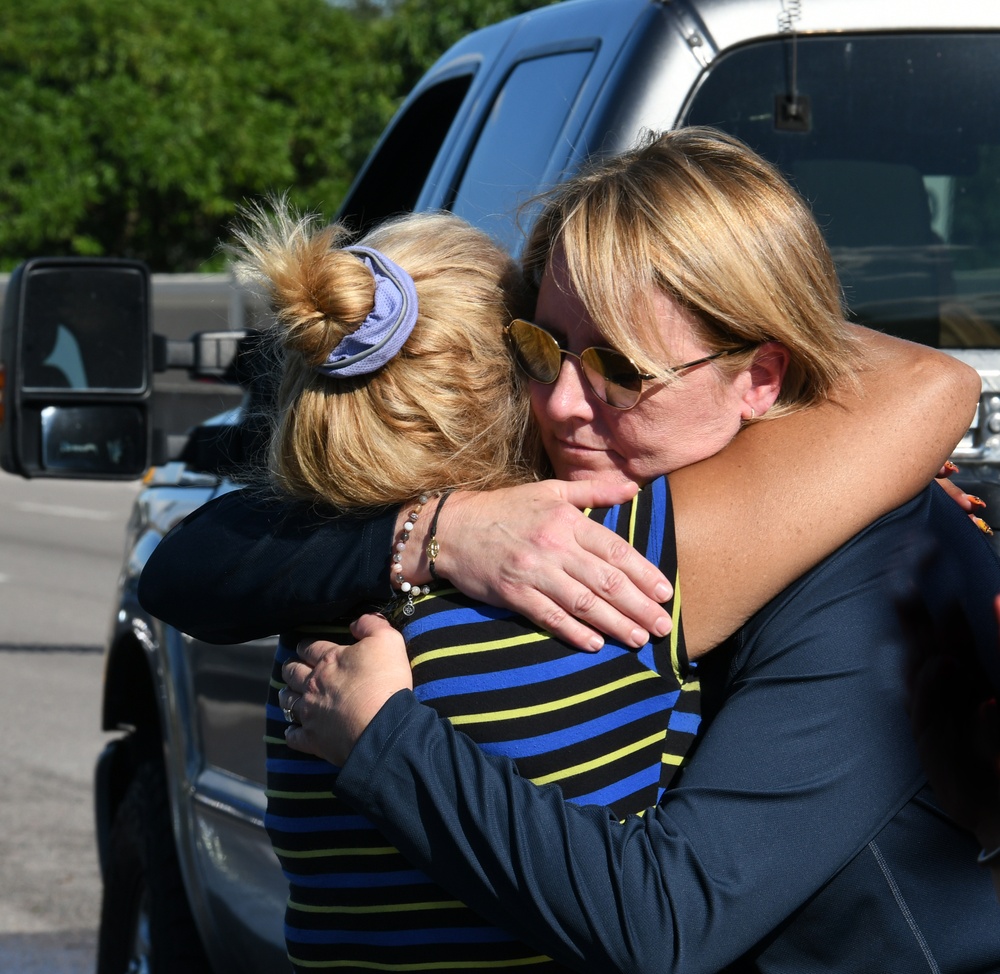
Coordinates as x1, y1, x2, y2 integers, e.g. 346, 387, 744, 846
554, 438, 602, 454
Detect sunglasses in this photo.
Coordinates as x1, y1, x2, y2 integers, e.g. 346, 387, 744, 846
506, 318, 745, 410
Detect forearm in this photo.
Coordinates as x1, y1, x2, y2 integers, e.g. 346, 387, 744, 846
672, 328, 980, 656
338, 692, 742, 974
137, 489, 396, 643
337, 663, 922, 974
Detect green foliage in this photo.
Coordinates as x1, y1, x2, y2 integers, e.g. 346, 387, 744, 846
370, 0, 556, 97
1, 0, 550, 271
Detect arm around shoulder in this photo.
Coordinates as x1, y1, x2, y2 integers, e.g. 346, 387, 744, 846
670, 327, 980, 656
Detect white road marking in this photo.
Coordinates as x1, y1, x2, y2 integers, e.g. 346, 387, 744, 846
14, 501, 117, 522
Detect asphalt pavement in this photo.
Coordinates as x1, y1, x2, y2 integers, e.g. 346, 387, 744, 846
0, 475, 142, 973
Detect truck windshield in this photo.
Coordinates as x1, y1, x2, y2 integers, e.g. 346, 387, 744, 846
685, 32, 1000, 350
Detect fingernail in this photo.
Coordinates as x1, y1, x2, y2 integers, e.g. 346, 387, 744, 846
945, 460, 960, 474
589, 635, 605, 652
630, 627, 649, 648
973, 516, 994, 536
654, 582, 672, 602
653, 615, 671, 637
968, 495, 987, 509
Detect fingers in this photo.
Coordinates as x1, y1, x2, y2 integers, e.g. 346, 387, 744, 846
935, 475, 974, 511
524, 558, 671, 652
281, 637, 340, 707
277, 684, 302, 724
296, 636, 337, 666
573, 515, 673, 601
568, 520, 673, 642
933, 465, 993, 534
556, 478, 638, 510
435, 480, 673, 651
524, 488, 674, 646
283, 721, 323, 758
350, 612, 394, 639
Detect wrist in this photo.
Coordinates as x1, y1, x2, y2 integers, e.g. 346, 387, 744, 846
392, 491, 458, 588
426, 490, 476, 583
391, 495, 435, 594
425, 489, 454, 582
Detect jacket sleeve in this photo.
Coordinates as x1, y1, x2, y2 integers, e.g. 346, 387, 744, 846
137, 488, 397, 643
332, 495, 966, 973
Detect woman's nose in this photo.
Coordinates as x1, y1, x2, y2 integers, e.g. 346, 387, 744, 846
537, 355, 595, 422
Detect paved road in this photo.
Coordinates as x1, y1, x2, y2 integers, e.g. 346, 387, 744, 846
0, 475, 141, 973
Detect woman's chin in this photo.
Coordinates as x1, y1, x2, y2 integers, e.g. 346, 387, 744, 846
554, 463, 635, 486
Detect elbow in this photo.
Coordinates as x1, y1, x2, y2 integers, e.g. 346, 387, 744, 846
136, 558, 169, 621
137, 544, 191, 631
924, 352, 981, 451
952, 356, 983, 425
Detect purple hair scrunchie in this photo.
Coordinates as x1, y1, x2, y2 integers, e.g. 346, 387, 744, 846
315, 246, 419, 378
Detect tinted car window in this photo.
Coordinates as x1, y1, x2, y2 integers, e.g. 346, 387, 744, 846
685, 33, 1000, 349
451, 50, 595, 253
339, 75, 474, 235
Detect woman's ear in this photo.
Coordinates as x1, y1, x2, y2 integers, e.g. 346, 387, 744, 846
741, 341, 789, 420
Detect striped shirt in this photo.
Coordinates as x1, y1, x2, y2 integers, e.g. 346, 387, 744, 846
264, 476, 700, 972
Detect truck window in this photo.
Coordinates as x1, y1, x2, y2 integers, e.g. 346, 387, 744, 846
339, 74, 473, 235
684, 33, 1000, 350
450, 49, 595, 254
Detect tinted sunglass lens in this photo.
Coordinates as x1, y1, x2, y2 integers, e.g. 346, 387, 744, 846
581, 348, 642, 408
510, 320, 561, 383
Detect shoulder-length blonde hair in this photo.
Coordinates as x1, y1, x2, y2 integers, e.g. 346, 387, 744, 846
523, 127, 860, 415
229, 201, 540, 509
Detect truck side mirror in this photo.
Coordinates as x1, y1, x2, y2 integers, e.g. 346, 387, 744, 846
0, 257, 153, 479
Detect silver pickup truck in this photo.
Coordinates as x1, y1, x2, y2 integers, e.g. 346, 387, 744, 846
2, 1, 999, 971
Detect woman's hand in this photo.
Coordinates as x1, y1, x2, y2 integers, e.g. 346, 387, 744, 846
935, 460, 993, 535
406, 480, 674, 652
282, 614, 412, 767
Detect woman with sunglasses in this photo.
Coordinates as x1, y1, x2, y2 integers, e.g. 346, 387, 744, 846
283, 130, 998, 971
141, 129, 996, 971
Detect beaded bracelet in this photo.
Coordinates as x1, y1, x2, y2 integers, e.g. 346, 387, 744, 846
392, 493, 435, 617
425, 489, 453, 582
978, 844, 1000, 867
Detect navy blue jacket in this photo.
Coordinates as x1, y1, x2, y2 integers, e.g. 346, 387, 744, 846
331, 487, 1000, 973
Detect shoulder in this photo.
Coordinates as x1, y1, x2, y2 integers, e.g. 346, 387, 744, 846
733, 486, 1000, 675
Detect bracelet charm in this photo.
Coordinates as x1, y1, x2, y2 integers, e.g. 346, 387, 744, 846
392, 493, 435, 616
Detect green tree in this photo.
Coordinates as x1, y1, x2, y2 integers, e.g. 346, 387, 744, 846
0, 0, 393, 270
0, 0, 554, 271
370, 0, 558, 99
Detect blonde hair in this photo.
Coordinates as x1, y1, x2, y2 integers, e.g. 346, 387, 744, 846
229, 201, 540, 509
523, 127, 860, 415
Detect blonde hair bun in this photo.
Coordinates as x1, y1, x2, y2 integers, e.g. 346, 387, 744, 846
229, 199, 376, 367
